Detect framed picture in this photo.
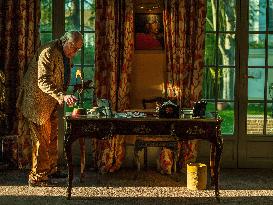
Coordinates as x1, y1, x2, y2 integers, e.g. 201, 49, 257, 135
135, 13, 164, 50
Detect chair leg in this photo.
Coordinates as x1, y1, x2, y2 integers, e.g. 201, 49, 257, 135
173, 145, 178, 174
0, 138, 3, 162
79, 138, 85, 182
144, 147, 148, 170
0, 135, 18, 169
173, 155, 177, 173
134, 144, 141, 172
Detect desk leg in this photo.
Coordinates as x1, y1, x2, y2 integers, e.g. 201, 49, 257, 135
65, 138, 73, 200
210, 137, 223, 202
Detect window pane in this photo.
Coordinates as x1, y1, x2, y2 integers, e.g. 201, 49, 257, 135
266, 102, 273, 134
206, 101, 216, 113
84, 0, 95, 31
268, 69, 273, 100
219, 0, 236, 31
202, 67, 236, 104
268, 35, 273, 66
269, 0, 273, 31
82, 75, 95, 110
248, 34, 265, 66
249, 0, 266, 31
267, 102, 273, 117
247, 103, 264, 135
205, 0, 216, 32
83, 66, 95, 81
218, 67, 235, 100
218, 102, 234, 134
205, 34, 216, 65
73, 52, 81, 65
248, 68, 265, 100
218, 33, 235, 66
65, 0, 81, 31
84, 33, 95, 65
41, 0, 52, 32
66, 85, 73, 94
202, 67, 216, 100
40, 33, 52, 45
69, 66, 79, 86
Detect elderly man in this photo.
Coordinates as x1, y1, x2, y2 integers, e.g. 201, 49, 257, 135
17, 31, 83, 186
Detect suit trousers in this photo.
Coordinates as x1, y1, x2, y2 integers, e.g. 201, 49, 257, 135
28, 108, 58, 182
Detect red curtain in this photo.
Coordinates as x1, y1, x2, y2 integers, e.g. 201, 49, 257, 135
92, 0, 134, 173
95, 0, 134, 111
161, 0, 206, 172
164, 0, 206, 106
0, 0, 41, 168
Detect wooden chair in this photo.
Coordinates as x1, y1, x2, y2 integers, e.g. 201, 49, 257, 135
134, 97, 179, 173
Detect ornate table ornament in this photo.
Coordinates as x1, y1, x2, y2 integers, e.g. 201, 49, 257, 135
158, 100, 179, 118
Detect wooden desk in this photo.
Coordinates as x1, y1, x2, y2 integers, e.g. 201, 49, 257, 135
64, 116, 223, 200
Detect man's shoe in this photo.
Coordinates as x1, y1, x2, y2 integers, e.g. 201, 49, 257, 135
48, 170, 67, 179
28, 179, 50, 187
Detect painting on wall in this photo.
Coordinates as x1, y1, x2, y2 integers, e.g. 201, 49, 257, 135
135, 13, 164, 50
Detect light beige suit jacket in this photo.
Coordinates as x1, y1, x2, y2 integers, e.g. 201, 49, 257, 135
17, 39, 70, 125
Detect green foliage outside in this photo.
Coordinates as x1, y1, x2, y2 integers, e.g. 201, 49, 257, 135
206, 103, 234, 134
204, 1, 234, 134
219, 108, 234, 134
206, 102, 272, 135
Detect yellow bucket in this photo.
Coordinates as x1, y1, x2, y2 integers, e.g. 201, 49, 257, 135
187, 163, 207, 190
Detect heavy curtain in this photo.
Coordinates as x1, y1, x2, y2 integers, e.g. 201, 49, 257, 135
160, 0, 206, 172
0, 0, 40, 168
92, 0, 134, 173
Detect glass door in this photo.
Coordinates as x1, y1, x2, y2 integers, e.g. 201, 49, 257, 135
238, 0, 273, 168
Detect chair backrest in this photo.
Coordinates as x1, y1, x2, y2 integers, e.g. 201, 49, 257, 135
142, 97, 167, 110
142, 97, 178, 109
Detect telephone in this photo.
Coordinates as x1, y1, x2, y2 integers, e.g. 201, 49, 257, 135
192, 100, 207, 118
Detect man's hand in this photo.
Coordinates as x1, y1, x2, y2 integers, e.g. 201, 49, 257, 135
63, 95, 78, 107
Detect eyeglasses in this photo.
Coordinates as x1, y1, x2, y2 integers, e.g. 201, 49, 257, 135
68, 41, 81, 53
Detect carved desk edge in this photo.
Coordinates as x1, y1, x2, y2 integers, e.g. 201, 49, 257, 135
64, 117, 223, 145
64, 116, 223, 200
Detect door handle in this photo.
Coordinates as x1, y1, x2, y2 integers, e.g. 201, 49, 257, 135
242, 75, 255, 79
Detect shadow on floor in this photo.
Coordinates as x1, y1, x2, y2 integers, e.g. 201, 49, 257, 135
1, 168, 273, 190
0, 195, 273, 205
